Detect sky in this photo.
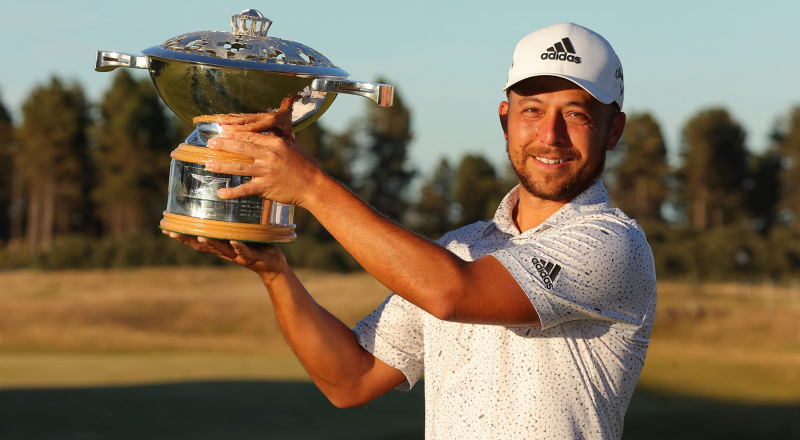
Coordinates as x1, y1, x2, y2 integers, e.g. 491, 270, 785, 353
1, 0, 799, 175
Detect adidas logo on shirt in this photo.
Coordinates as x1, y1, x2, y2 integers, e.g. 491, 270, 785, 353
532, 257, 562, 290
541, 37, 582, 64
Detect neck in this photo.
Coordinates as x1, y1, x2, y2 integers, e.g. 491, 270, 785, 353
512, 185, 569, 233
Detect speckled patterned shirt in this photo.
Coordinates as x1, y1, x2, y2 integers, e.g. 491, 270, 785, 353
354, 180, 657, 440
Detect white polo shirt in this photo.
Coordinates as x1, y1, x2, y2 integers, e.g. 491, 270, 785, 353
354, 180, 657, 439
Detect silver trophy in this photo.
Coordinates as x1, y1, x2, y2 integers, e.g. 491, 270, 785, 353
95, 9, 393, 243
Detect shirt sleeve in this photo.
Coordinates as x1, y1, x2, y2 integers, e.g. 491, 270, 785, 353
491, 215, 657, 331
353, 293, 425, 391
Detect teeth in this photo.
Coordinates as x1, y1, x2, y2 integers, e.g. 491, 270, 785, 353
536, 157, 566, 165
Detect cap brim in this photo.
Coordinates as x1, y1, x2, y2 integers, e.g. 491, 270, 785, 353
503, 73, 616, 106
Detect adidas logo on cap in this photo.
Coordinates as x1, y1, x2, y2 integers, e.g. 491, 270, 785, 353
541, 37, 582, 64
532, 257, 562, 290
504, 23, 624, 109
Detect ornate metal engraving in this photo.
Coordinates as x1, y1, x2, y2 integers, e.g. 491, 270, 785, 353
231, 9, 272, 37
159, 31, 337, 68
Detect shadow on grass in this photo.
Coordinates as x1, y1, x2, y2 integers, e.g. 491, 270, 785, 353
1, 381, 424, 440
623, 389, 800, 439
1, 382, 798, 439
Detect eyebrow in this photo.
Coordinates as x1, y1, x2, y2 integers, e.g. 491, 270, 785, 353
517, 97, 542, 104
516, 96, 594, 110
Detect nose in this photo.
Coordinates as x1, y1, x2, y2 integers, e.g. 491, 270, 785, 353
537, 111, 568, 146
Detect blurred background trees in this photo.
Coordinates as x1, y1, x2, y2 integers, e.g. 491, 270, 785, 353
611, 113, 668, 225
0, 94, 14, 246
93, 70, 172, 239
14, 78, 92, 253
355, 77, 415, 223
412, 158, 455, 239
773, 106, 800, 229
2, 71, 800, 279
678, 108, 749, 230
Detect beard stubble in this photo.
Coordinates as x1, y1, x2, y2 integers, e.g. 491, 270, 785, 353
506, 142, 606, 202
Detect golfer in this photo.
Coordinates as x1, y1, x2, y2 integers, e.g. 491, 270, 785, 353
168, 22, 656, 439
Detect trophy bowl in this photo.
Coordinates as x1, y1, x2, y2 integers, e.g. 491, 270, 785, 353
95, 9, 394, 243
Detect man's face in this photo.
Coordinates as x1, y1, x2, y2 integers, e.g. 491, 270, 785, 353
499, 76, 625, 202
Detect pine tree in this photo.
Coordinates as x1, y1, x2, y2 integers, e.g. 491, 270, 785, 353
677, 108, 748, 229
92, 70, 172, 238
455, 154, 502, 227
292, 120, 355, 239
414, 158, 455, 239
745, 152, 781, 232
0, 92, 14, 243
295, 120, 354, 186
772, 106, 800, 229
15, 77, 91, 252
612, 113, 668, 223
357, 77, 415, 222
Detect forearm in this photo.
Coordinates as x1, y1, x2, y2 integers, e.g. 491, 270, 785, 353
260, 266, 397, 406
303, 176, 471, 320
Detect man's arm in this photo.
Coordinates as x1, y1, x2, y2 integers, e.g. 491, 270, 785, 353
205, 131, 538, 326
305, 177, 539, 326
164, 234, 407, 407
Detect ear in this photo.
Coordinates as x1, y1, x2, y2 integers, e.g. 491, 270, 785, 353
605, 111, 626, 152
499, 101, 510, 140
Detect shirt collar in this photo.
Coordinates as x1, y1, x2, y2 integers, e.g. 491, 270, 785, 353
490, 179, 610, 238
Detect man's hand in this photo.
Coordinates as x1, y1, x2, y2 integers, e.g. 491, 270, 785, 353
163, 229, 407, 408
215, 95, 297, 137
163, 231, 287, 281
205, 129, 326, 208
202, 95, 328, 207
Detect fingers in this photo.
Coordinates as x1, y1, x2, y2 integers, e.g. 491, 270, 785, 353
206, 160, 260, 177
231, 241, 286, 273
164, 231, 219, 254
165, 230, 201, 247
279, 94, 301, 111
208, 131, 281, 152
216, 180, 265, 199
229, 240, 255, 260
214, 113, 263, 126
197, 237, 238, 260
219, 110, 293, 136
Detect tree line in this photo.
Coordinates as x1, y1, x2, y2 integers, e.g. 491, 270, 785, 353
1, 71, 800, 279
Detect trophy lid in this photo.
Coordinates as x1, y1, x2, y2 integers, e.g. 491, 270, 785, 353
141, 9, 350, 77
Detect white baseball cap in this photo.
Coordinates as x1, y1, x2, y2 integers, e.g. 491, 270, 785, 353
504, 22, 625, 110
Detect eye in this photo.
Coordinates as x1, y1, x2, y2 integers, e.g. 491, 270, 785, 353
565, 111, 590, 123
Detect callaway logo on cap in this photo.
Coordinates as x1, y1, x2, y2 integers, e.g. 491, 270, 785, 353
504, 22, 624, 110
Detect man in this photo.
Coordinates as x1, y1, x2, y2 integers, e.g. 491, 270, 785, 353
168, 22, 656, 439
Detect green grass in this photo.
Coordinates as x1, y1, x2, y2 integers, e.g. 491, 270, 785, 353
1, 270, 800, 438
623, 390, 800, 439
640, 356, 800, 404
0, 380, 797, 439
0, 353, 309, 389
0, 381, 425, 440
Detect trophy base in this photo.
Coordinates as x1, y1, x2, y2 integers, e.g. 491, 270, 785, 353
160, 212, 296, 244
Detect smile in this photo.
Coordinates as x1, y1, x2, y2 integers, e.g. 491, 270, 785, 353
534, 157, 571, 165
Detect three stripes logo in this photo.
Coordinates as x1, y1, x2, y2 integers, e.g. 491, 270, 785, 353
541, 37, 582, 64
531, 257, 562, 290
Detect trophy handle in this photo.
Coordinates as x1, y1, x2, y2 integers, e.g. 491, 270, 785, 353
95, 51, 149, 72
310, 78, 394, 107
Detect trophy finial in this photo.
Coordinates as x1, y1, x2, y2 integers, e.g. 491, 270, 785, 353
231, 9, 272, 37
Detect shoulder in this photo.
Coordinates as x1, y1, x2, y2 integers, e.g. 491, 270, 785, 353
546, 207, 649, 253
494, 208, 657, 329
502, 207, 654, 283
435, 221, 494, 248
541, 209, 656, 290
